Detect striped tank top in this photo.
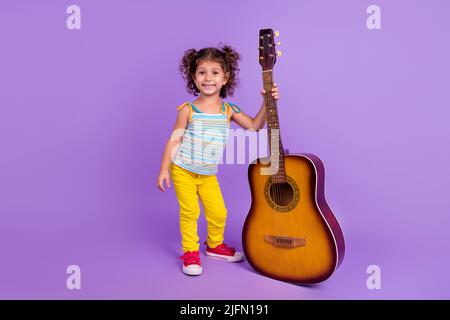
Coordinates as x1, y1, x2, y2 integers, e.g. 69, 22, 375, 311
172, 101, 241, 175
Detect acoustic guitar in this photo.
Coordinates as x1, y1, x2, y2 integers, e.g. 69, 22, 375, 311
242, 29, 345, 284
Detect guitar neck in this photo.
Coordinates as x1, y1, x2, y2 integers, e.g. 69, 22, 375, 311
262, 70, 286, 181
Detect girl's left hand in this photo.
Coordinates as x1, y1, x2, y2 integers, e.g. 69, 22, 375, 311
260, 83, 279, 100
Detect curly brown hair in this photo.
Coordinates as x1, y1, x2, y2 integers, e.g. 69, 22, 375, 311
179, 44, 241, 98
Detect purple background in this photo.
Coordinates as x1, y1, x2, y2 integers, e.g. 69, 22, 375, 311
1, 0, 449, 299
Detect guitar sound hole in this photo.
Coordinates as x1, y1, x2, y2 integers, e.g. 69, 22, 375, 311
269, 182, 295, 207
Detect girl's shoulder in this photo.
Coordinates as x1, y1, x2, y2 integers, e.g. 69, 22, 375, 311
176, 102, 194, 123
223, 102, 241, 123
176, 102, 192, 111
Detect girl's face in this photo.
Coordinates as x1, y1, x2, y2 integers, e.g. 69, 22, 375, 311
193, 59, 229, 97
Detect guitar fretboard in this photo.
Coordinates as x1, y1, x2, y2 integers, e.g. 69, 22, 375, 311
263, 70, 286, 182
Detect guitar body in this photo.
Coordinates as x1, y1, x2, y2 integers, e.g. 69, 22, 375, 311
242, 153, 345, 284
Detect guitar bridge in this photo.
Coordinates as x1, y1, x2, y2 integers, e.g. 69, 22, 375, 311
264, 235, 306, 248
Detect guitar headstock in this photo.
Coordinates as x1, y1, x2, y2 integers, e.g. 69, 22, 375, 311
259, 29, 281, 71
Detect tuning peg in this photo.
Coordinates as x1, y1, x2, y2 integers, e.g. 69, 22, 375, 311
277, 50, 282, 57
276, 41, 281, 46
274, 30, 280, 37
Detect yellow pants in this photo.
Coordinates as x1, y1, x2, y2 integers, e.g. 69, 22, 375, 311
170, 163, 227, 252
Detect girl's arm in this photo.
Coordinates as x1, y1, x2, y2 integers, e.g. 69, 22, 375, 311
157, 106, 189, 191
231, 84, 279, 131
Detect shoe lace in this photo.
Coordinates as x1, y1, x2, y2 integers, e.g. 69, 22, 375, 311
217, 243, 236, 255
179, 251, 201, 266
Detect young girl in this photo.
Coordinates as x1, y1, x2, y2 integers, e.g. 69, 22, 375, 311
157, 45, 279, 276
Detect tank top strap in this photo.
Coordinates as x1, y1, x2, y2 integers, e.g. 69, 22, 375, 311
176, 102, 194, 123
189, 103, 203, 113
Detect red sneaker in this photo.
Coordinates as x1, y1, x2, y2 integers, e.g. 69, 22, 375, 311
205, 242, 244, 262
179, 251, 202, 275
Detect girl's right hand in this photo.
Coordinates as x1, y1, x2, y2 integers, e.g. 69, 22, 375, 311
157, 169, 171, 192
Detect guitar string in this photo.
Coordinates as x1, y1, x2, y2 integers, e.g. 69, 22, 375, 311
270, 84, 282, 238
265, 72, 284, 239
267, 90, 278, 240
268, 87, 279, 239
271, 93, 282, 238
266, 84, 279, 239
